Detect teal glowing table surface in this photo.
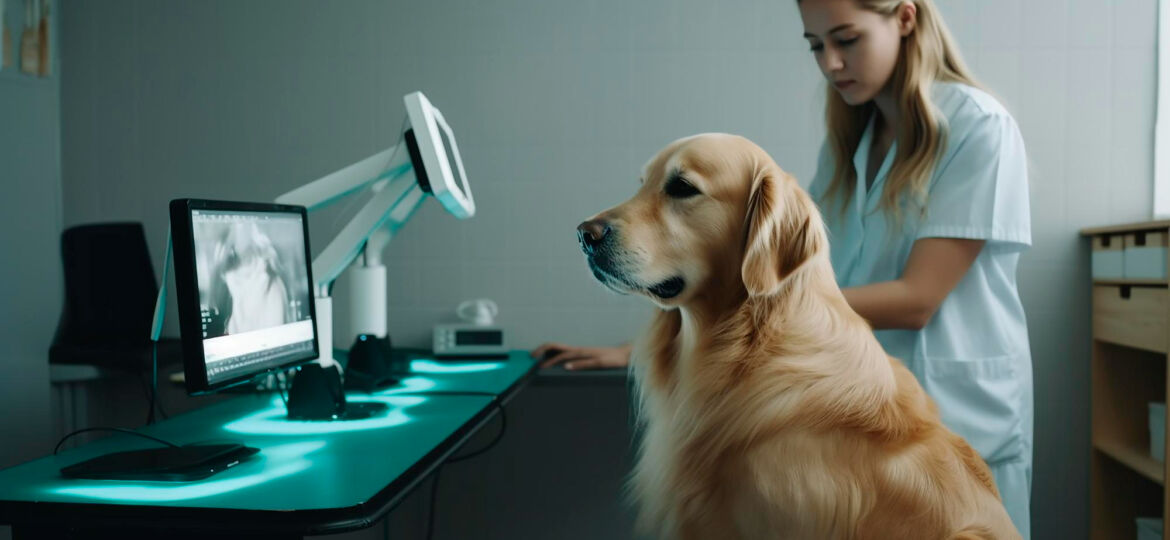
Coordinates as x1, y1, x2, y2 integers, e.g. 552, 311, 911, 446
0, 351, 536, 536
339, 348, 535, 398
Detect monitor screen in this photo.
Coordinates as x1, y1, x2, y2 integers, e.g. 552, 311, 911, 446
435, 121, 470, 203
455, 330, 503, 346
171, 200, 319, 394
403, 91, 475, 219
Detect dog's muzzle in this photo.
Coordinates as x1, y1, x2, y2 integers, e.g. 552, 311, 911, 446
577, 219, 633, 292
577, 219, 611, 255
647, 276, 686, 299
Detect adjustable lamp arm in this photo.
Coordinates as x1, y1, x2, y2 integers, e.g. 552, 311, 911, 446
274, 91, 474, 368
276, 145, 421, 295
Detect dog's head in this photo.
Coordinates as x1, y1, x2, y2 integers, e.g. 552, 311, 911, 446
577, 133, 825, 308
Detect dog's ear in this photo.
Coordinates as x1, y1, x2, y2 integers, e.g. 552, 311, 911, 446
740, 164, 825, 297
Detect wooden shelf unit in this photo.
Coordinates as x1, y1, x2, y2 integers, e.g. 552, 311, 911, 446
1082, 220, 1170, 540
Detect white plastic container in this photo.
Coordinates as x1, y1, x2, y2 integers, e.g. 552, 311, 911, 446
1150, 402, 1165, 463
1092, 234, 1124, 279
1136, 517, 1162, 540
1125, 231, 1168, 280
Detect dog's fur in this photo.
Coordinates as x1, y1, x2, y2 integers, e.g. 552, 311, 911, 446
578, 134, 1020, 539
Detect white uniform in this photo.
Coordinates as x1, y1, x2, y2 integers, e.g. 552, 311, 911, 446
808, 81, 1033, 538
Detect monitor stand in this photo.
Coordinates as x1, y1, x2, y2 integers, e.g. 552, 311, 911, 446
286, 362, 388, 421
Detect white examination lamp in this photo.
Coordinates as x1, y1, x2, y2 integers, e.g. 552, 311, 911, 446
277, 91, 475, 368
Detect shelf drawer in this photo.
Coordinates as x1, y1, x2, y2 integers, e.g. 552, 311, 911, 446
1124, 231, 1169, 280
1092, 285, 1169, 353
1092, 234, 1125, 279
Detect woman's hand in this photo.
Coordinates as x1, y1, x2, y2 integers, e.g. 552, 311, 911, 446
530, 342, 632, 370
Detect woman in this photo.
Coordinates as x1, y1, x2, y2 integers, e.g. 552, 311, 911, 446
534, 0, 1032, 537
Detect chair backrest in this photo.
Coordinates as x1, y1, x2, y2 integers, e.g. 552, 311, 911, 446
55, 222, 159, 347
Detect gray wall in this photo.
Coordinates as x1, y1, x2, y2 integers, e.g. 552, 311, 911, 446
0, 52, 59, 460
0, 0, 59, 473
52, 0, 1158, 539
0, 5, 61, 540
0, 86, 59, 468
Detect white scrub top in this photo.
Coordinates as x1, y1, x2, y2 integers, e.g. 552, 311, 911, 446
807, 81, 1033, 468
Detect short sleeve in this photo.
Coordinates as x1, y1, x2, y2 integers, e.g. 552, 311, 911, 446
915, 112, 1031, 251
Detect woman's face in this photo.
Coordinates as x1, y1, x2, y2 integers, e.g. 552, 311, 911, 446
799, 0, 912, 106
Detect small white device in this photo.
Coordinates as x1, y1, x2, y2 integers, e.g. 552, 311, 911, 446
276, 91, 475, 367
433, 299, 507, 357
433, 324, 507, 357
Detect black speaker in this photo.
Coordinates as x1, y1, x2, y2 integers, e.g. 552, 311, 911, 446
286, 362, 389, 421
286, 363, 347, 420
345, 334, 407, 391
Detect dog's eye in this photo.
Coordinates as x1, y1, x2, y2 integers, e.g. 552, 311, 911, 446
664, 177, 701, 199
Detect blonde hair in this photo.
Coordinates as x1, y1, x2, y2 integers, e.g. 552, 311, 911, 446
808, 0, 979, 222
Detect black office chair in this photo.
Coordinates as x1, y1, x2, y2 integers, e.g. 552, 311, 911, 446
50, 222, 181, 372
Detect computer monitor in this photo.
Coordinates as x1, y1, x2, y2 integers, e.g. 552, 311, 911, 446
403, 91, 474, 220
169, 199, 319, 395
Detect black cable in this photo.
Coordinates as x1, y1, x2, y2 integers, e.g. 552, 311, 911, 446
135, 368, 169, 422
448, 401, 506, 463
277, 373, 290, 409
53, 427, 179, 455
331, 115, 410, 232
404, 391, 497, 397
400, 390, 507, 540
382, 391, 506, 462
179, 438, 245, 447
426, 463, 442, 540
147, 340, 158, 425
146, 226, 173, 424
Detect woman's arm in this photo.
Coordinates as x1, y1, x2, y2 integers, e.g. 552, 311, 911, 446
531, 342, 632, 370
842, 237, 985, 330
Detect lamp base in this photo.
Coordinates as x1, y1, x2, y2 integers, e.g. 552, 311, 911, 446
286, 362, 388, 421
344, 334, 409, 392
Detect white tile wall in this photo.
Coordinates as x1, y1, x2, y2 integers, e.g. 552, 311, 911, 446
1069, 0, 1115, 50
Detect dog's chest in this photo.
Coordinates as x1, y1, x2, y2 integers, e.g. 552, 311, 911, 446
637, 394, 862, 536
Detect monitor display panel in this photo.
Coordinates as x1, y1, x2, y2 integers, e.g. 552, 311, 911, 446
404, 91, 475, 219
170, 199, 319, 394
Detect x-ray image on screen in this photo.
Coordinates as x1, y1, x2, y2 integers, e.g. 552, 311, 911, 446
190, 209, 315, 383
192, 212, 311, 339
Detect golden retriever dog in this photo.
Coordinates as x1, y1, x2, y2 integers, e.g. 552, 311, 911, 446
575, 133, 1020, 539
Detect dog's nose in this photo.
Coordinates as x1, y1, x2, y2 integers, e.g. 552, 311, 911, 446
577, 220, 611, 253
